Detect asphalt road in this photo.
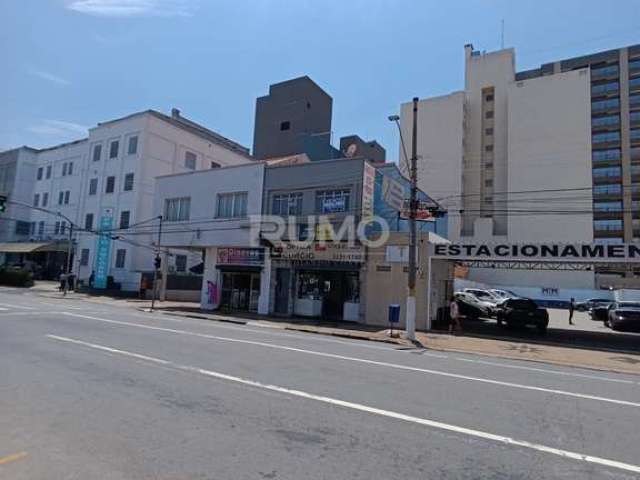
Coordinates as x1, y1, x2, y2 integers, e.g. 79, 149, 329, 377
1, 288, 640, 479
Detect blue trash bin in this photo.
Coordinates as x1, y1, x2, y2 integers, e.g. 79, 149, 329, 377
388, 304, 400, 324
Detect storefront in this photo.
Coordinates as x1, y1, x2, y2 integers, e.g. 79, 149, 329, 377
215, 247, 265, 313
270, 242, 364, 321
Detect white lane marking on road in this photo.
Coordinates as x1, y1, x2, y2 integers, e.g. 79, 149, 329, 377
61, 312, 640, 407
46, 334, 640, 475
453, 357, 637, 385
0, 302, 37, 310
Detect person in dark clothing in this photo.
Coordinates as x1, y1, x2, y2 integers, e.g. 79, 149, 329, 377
569, 297, 575, 325
89, 271, 95, 288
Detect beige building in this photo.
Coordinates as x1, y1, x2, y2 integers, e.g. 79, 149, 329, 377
401, 43, 640, 289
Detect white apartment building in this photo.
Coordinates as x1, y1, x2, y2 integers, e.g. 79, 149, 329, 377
399, 43, 639, 289
0, 109, 253, 291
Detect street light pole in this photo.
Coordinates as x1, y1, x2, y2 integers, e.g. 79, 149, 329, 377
63, 222, 73, 296
405, 97, 419, 341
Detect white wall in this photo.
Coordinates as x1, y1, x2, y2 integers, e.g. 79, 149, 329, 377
399, 92, 464, 240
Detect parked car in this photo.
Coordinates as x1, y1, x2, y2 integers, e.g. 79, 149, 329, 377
495, 298, 549, 334
605, 302, 640, 331
454, 292, 488, 320
489, 289, 518, 302
461, 288, 500, 317
576, 298, 612, 312
590, 304, 611, 322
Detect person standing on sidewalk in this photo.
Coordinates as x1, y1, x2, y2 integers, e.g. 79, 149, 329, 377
568, 297, 575, 325
449, 296, 462, 334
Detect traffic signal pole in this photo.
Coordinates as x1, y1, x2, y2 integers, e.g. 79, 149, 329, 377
150, 215, 163, 312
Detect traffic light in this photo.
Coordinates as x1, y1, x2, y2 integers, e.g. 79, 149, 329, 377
0, 195, 6, 213
154, 255, 161, 270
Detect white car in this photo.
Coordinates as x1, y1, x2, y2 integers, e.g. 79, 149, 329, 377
461, 289, 500, 317
489, 289, 518, 302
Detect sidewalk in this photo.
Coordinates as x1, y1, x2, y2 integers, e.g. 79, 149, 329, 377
28, 282, 640, 375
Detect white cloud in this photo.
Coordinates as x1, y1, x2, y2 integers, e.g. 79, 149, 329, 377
66, 0, 195, 17
29, 120, 88, 137
28, 68, 71, 86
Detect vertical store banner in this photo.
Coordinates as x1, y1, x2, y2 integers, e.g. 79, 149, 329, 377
94, 208, 114, 289
362, 162, 376, 221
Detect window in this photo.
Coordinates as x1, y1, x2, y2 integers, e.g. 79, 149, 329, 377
38, 221, 44, 236
280, 121, 291, 131
123, 173, 134, 191
42, 192, 48, 207
485, 111, 494, 119
54, 221, 60, 235
164, 197, 191, 222
592, 131, 620, 144
484, 179, 493, 187
185, 151, 197, 170
272, 192, 303, 215
127, 135, 138, 155
30, 222, 35, 235
485, 94, 494, 102
37, 167, 43, 180
15, 221, 30, 235
593, 166, 621, 178
593, 184, 622, 195
485, 145, 494, 152
316, 189, 350, 213
631, 129, 640, 140
68, 161, 73, 175
210, 161, 220, 169
592, 115, 619, 128
89, 178, 98, 195
58, 191, 64, 205
485, 128, 493, 135
85, 213, 94, 231
62, 163, 67, 176
64, 190, 70, 205
93, 144, 102, 162
593, 201, 622, 212
105, 176, 115, 193
80, 249, 90, 266
115, 249, 126, 269
592, 149, 621, 162
60, 221, 66, 235
594, 219, 622, 231
33, 193, 40, 207
46, 165, 52, 179
591, 81, 619, 95
175, 254, 187, 272
591, 98, 619, 112
109, 140, 119, 159
119, 210, 130, 229
591, 65, 618, 78
216, 192, 247, 218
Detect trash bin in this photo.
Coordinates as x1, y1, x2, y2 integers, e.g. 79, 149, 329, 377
388, 304, 400, 324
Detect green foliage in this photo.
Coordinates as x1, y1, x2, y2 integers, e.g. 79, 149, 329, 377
0, 268, 34, 287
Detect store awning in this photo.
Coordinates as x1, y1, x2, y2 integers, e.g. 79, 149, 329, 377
0, 242, 69, 253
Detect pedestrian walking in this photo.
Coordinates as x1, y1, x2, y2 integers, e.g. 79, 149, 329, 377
569, 297, 575, 325
449, 296, 462, 334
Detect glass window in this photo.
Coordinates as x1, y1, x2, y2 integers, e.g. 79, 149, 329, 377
272, 192, 303, 215
68, 161, 73, 175
485, 111, 494, 119
485, 145, 493, 152
123, 173, 134, 191
630, 77, 640, 89
216, 192, 247, 218
109, 140, 119, 159
33, 193, 39, 207
630, 95, 640, 106
175, 255, 187, 272
630, 59, 640, 70
62, 163, 67, 176
591, 65, 618, 78
592, 149, 620, 162
30, 222, 35, 235
93, 144, 102, 162
80, 249, 90, 266
592, 131, 620, 144
164, 197, 191, 222
42, 192, 48, 207
85, 213, 94, 231
46, 165, 52, 179
15, 221, 30, 235
210, 161, 220, 169
280, 121, 291, 131
105, 176, 115, 193
58, 191, 64, 205
593, 201, 622, 212
38, 221, 44, 235
54, 221, 60, 235
593, 166, 621, 178
119, 210, 130, 229
591, 115, 619, 127
631, 112, 640, 123
591, 81, 619, 95
89, 178, 98, 195
127, 136, 138, 155
631, 129, 640, 140
37, 167, 43, 180
185, 151, 197, 170
316, 189, 350, 213
594, 219, 622, 231
60, 222, 66, 235
115, 249, 126, 269
591, 98, 619, 112
593, 184, 621, 195
64, 190, 70, 204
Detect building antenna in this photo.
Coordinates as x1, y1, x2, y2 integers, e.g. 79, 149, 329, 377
501, 19, 505, 49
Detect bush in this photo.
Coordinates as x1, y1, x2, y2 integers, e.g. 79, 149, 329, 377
0, 268, 34, 287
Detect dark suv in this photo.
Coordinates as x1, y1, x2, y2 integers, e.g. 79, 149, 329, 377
496, 298, 549, 334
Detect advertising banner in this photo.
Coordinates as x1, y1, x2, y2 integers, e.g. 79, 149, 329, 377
94, 208, 114, 289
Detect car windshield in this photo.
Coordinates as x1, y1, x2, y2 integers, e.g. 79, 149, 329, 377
474, 291, 493, 299
508, 299, 537, 310
618, 302, 640, 309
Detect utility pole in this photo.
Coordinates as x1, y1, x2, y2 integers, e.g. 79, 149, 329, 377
150, 215, 163, 312
63, 222, 73, 296
406, 97, 419, 341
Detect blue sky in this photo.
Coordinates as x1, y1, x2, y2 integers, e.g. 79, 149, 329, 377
1, 0, 639, 156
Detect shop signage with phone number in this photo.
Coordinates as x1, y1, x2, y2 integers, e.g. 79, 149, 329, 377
272, 242, 365, 263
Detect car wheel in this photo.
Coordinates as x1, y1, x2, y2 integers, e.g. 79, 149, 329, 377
604, 318, 611, 328
609, 320, 619, 331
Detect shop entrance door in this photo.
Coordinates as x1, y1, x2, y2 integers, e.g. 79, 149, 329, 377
322, 272, 344, 321
221, 272, 260, 312
275, 268, 290, 315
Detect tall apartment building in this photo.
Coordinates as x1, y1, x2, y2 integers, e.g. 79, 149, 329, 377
0, 109, 253, 290
400, 43, 640, 289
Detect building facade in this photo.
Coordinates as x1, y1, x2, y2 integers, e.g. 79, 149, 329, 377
401, 43, 640, 289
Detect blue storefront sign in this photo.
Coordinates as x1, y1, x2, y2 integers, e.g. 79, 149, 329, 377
94, 209, 114, 289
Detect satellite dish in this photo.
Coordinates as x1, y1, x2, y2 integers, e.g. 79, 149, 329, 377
345, 143, 358, 158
